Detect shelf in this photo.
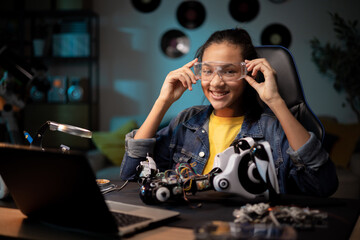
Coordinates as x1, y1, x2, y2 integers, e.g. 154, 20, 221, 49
0, 6, 100, 150
24, 10, 98, 18
0, 9, 98, 18
30, 56, 99, 62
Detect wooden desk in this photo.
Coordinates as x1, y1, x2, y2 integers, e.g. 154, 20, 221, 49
0, 207, 194, 240
0, 206, 359, 240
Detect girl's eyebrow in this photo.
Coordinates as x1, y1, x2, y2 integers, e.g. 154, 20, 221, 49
221, 63, 236, 67
201, 62, 216, 68
202, 61, 241, 67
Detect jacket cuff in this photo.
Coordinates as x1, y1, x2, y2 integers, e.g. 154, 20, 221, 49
125, 130, 156, 158
286, 132, 329, 170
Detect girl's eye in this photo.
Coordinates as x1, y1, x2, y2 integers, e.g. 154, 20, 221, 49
223, 69, 237, 75
202, 69, 213, 75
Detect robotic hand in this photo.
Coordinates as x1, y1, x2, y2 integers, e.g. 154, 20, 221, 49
213, 138, 279, 200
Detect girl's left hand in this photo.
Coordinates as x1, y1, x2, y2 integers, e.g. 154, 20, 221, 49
244, 58, 282, 107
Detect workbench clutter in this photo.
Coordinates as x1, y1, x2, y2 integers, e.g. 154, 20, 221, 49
30, 75, 87, 103
194, 202, 328, 239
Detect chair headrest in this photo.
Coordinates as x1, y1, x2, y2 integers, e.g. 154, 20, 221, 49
255, 46, 324, 142
255, 46, 304, 109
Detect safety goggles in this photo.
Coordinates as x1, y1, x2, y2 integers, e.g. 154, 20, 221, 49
193, 61, 248, 82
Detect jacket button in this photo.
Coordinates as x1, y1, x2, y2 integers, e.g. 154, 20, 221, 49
199, 152, 205, 157
201, 129, 206, 133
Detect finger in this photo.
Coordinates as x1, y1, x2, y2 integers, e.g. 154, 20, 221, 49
248, 61, 272, 77
176, 74, 188, 89
245, 59, 257, 74
184, 58, 198, 68
246, 58, 272, 72
246, 62, 261, 77
167, 71, 187, 88
243, 75, 260, 91
184, 59, 200, 83
177, 72, 193, 90
168, 59, 199, 90
181, 74, 193, 90
176, 65, 197, 85
246, 58, 269, 65
182, 67, 197, 84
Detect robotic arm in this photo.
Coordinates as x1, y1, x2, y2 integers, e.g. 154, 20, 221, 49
136, 137, 280, 204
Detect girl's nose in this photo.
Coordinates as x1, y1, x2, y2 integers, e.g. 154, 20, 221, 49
210, 72, 225, 86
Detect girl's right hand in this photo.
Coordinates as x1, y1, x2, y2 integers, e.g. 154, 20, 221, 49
158, 58, 199, 104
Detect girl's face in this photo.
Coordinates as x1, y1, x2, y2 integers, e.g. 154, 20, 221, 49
201, 42, 247, 117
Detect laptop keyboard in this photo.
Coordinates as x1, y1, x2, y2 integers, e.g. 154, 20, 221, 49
111, 212, 151, 227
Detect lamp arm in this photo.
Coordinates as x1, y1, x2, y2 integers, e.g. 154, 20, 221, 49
31, 121, 52, 148
31, 121, 92, 148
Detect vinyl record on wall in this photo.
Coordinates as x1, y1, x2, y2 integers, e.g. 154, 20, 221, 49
176, 1, 206, 29
229, 0, 260, 23
160, 29, 190, 58
131, 0, 161, 13
261, 23, 292, 48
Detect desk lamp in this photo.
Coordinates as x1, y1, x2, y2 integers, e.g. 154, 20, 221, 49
31, 121, 92, 149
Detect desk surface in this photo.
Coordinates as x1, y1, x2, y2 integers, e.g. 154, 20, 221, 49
107, 181, 360, 239
1, 181, 360, 240
0, 207, 194, 240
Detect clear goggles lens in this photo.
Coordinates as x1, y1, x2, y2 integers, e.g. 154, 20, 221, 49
194, 61, 248, 81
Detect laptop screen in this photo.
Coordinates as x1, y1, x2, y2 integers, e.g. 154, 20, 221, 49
0, 143, 119, 235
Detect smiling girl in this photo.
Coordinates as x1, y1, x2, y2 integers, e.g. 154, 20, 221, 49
119, 28, 338, 197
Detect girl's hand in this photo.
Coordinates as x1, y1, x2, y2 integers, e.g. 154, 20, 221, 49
245, 60, 311, 152
158, 58, 199, 104
244, 58, 282, 107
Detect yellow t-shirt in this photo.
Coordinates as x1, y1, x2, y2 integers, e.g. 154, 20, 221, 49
203, 112, 244, 174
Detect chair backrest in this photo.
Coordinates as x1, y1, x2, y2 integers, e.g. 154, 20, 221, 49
255, 45, 324, 142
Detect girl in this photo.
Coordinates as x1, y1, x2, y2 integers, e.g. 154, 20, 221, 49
119, 28, 338, 197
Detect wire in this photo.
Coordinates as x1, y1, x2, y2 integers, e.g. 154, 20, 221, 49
102, 180, 129, 195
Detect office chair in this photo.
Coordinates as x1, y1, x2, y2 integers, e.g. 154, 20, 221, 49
255, 45, 324, 143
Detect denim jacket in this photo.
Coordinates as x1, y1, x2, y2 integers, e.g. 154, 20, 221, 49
120, 105, 338, 197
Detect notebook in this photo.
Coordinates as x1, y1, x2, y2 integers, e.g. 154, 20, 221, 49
0, 143, 179, 237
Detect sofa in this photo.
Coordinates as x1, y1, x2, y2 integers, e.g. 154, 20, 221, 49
318, 116, 360, 199
87, 118, 140, 181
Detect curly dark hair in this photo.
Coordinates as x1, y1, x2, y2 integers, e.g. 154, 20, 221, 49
195, 28, 263, 123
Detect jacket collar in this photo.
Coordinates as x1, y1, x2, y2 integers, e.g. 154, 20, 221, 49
182, 105, 213, 131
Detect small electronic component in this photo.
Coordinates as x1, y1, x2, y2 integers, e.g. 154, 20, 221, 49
23, 131, 33, 144
96, 178, 117, 193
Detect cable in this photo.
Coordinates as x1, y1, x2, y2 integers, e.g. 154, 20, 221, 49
102, 180, 129, 195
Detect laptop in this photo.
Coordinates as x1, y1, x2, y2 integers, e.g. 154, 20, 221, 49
0, 143, 179, 237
